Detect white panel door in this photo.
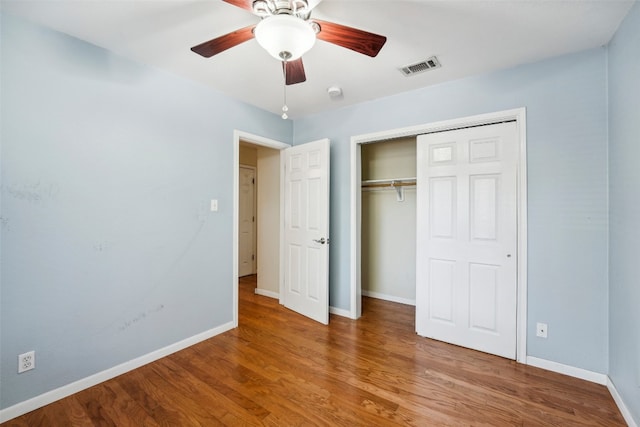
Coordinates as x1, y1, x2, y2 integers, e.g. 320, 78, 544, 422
238, 166, 256, 277
416, 122, 518, 359
283, 139, 330, 324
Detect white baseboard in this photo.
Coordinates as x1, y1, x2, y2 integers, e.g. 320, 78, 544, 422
329, 306, 352, 318
0, 321, 235, 423
362, 290, 416, 306
526, 356, 607, 385
607, 377, 639, 427
525, 357, 640, 425
254, 288, 279, 299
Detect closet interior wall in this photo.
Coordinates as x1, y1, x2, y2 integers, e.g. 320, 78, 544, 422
361, 137, 417, 306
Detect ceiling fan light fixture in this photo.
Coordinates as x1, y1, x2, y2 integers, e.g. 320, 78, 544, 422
255, 15, 316, 61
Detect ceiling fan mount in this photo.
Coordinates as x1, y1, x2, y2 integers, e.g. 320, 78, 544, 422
191, 0, 387, 85
252, 0, 313, 19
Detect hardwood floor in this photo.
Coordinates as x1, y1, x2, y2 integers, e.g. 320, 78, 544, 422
4, 275, 625, 426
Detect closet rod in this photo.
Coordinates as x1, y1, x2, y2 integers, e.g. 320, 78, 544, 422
361, 181, 416, 189
361, 178, 415, 201
361, 177, 416, 189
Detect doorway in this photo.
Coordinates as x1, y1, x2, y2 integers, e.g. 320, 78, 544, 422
350, 108, 528, 362
233, 131, 290, 327
233, 132, 332, 327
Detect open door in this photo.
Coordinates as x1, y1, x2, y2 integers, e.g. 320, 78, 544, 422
282, 139, 330, 324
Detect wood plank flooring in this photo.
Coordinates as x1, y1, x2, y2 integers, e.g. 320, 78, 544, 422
3, 275, 625, 426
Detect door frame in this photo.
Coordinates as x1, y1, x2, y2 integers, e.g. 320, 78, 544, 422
350, 108, 528, 363
233, 130, 290, 327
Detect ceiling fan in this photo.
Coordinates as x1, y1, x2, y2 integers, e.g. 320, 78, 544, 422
191, 0, 387, 85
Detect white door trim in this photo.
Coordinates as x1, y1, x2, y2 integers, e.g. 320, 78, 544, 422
233, 130, 290, 327
350, 108, 528, 363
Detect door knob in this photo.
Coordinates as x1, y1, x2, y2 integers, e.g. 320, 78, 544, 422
313, 238, 329, 244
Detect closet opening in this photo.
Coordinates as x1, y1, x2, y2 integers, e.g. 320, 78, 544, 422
360, 137, 417, 314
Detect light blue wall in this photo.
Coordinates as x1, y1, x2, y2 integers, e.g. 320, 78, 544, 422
0, 13, 291, 409
294, 49, 610, 373
608, 1, 640, 423
3, 4, 634, 416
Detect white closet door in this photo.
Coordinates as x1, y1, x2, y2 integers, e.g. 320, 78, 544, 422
416, 122, 518, 359
239, 166, 256, 277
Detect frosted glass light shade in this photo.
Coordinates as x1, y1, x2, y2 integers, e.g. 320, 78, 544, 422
255, 15, 316, 61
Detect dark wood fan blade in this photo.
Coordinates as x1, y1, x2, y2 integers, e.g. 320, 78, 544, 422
222, 0, 254, 12
191, 25, 256, 58
313, 19, 387, 57
282, 58, 306, 85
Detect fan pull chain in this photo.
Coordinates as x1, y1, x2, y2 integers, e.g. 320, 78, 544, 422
282, 60, 289, 120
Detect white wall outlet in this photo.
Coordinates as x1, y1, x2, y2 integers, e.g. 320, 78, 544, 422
18, 351, 35, 373
536, 322, 548, 338
210, 199, 218, 212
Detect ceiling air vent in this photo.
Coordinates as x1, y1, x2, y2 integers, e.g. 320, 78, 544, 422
400, 56, 441, 76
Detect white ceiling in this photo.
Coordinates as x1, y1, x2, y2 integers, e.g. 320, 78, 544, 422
1, 0, 634, 118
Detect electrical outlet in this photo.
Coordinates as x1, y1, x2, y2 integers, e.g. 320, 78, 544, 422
536, 322, 548, 338
18, 351, 35, 373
